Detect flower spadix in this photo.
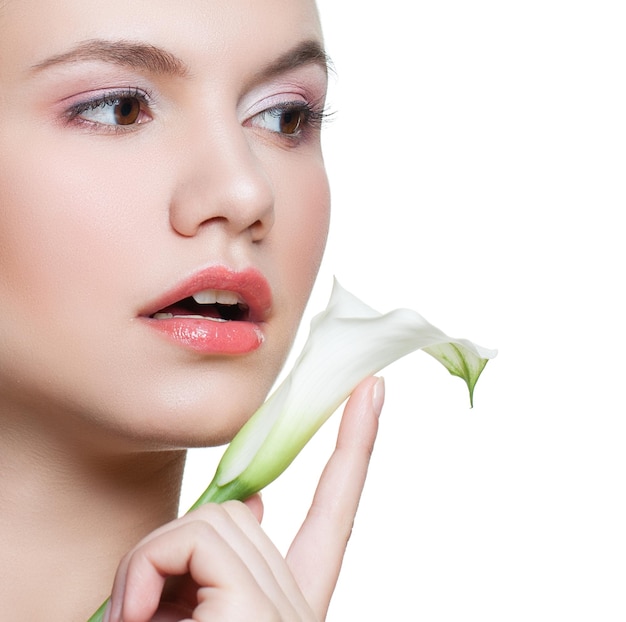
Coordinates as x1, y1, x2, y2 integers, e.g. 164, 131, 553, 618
190, 279, 496, 507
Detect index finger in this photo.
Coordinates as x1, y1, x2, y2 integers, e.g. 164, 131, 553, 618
285, 376, 384, 620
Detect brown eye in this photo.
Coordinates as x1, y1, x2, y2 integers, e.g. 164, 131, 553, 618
250, 104, 309, 136
69, 90, 152, 128
279, 109, 304, 135
114, 97, 141, 125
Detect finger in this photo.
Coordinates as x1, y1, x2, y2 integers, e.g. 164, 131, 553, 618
110, 519, 265, 622
220, 502, 316, 620
115, 501, 306, 622
286, 375, 384, 620
210, 501, 303, 618
243, 492, 264, 523
108, 498, 262, 618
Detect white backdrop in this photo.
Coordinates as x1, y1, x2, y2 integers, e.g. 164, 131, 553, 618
181, 2, 626, 619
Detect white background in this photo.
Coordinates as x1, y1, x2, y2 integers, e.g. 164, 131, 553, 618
181, 2, 626, 619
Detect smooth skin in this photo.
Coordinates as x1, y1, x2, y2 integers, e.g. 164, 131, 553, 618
0, 0, 384, 619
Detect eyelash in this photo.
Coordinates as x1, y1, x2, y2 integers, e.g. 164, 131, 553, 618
64, 88, 153, 132
63, 89, 332, 140
253, 100, 332, 141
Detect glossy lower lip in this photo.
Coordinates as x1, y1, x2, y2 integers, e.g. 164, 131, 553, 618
145, 317, 265, 354
140, 266, 272, 355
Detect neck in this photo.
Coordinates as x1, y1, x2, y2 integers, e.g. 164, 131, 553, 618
0, 412, 186, 620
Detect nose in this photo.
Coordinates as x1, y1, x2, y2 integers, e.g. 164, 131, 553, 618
169, 119, 275, 241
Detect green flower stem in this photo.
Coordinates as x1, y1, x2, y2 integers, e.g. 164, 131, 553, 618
87, 599, 109, 622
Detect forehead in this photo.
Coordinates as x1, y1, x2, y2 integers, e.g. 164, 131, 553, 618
0, 0, 323, 78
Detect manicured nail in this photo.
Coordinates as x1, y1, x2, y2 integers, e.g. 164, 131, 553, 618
372, 376, 385, 418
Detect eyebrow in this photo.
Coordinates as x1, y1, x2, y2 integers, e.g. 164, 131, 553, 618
31, 39, 189, 76
256, 40, 331, 82
30, 38, 330, 80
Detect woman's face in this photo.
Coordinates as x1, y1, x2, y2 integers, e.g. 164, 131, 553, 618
0, 0, 330, 451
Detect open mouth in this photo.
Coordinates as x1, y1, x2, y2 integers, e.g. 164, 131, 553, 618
141, 267, 271, 354
151, 289, 250, 323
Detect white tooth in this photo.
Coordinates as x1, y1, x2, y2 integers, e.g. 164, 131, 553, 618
192, 289, 240, 305
192, 289, 218, 304
217, 291, 240, 305
152, 312, 227, 322
174, 314, 227, 322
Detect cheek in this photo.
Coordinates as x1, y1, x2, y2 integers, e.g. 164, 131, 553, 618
0, 132, 160, 313
272, 156, 330, 299
0, 130, 161, 403
0, 145, 77, 313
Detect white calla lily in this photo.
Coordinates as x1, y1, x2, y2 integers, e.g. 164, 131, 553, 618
190, 279, 497, 507
87, 279, 496, 621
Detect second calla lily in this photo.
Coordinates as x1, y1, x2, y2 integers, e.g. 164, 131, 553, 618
190, 278, 497, 507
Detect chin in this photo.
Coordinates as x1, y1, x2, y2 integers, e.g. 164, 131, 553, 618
96, 372, 274, 452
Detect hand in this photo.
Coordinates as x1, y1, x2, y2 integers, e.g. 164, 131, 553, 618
105, 376, 384, 622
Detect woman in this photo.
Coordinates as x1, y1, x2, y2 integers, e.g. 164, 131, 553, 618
0, 0, 383, 619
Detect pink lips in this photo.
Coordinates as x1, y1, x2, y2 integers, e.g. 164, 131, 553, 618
141, 266, 272, 355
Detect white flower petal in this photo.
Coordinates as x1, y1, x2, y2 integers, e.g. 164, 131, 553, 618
190, 279, 496, 508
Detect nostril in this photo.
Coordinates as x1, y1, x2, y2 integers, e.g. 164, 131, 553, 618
249, 216, 272, 242
168, 141, 275, 240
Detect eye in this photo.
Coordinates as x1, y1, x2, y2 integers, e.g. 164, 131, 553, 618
108, 96, 142, 125
66, 90, 152, 128
250, 102, 314, 136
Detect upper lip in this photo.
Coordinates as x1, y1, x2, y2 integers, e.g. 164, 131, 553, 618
140, 265, 273, 323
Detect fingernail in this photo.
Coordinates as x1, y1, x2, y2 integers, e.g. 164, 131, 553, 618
372, 376, 385, 418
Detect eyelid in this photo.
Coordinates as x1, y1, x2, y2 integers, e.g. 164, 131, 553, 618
241, 89, 331, 126
63, 86, 155, 129
238, 65, 328, 123
241, 90, 309, 123
247, 100, 329, 133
